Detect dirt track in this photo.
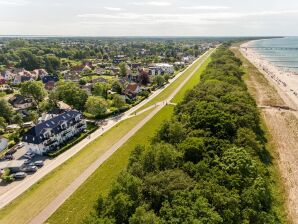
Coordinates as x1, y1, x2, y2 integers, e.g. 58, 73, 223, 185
232, 46, 298, 223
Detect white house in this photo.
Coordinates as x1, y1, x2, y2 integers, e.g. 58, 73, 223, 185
0, 137, 8, 152
23, 110, 87, 155
154, 63, 174, 74
1, 70, 15, 81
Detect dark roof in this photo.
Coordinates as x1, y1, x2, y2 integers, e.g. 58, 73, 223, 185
23, 110, 82, 144
42, 75, 59, 84
21, 76, 32, 82
9, 94, 31, 105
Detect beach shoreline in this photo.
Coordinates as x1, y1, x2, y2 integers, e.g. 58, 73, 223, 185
240, 41, 298, 110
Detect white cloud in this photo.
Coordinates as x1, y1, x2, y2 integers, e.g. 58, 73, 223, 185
0, 0, 27, 6
131, 1, 171, 6
103, 7, 123, 11
181, 6, 230, 10
77, 10, 298, 26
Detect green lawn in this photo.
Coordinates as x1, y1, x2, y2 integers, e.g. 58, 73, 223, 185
135, 49, 213, 113
47, 105, 175, 224
171, 57, 211, 103
0, 108, 155, 224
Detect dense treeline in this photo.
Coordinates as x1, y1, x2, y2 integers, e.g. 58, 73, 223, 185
84, 46, 282, 224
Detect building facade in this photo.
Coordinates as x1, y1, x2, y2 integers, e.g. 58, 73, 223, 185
23, 110, 87, 155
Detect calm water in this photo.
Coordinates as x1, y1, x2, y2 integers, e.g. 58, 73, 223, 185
249, 37, 298, 72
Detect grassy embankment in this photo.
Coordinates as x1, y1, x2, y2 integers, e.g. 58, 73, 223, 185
231, 45, 287, 223
46, 51, 213, 224
0, 108, 155, 224
135, 49, 213, 113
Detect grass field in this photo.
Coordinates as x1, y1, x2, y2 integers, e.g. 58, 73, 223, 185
171, 57, 211, 103
47, 105, 175, 224
0, 108, 154, 224
135, 50, 212, 113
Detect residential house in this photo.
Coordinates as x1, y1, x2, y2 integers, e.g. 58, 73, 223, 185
92, 77, 108, 84
9, 94, 33, 110
149, 67, 163, 76
12, 69, 35, 85
0, 137, 8, 152
127, 73, 140, 83
32, 69, 48, 78
124, 83, 141, 99
94, 67, 105, 75
128, 62, 142, 70
154, 63, 174, 74
45, 81, 56, 91
1, 70, 14, 81
42, 75, 59, 84
0, 76, 6, 85
62, 70, 80, 82
23, 110, 87, 155
113, 55, 128, 64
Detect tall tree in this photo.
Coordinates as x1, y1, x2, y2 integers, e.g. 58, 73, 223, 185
85, 96, 107, 117
54, 81, 88, 110
20, 81, 47, 107
0, 99, 14, 121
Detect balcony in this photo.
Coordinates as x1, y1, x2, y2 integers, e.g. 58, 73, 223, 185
44, 139, 58, 147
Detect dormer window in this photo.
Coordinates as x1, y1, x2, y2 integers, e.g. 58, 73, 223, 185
43, 131, 51, 139
61, 123, 67, 129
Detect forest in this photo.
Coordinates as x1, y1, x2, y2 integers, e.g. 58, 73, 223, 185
83, 45, 282, 224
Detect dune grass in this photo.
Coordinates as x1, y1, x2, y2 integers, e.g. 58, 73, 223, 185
0, 109, 154, 224
47, 105, 175, 224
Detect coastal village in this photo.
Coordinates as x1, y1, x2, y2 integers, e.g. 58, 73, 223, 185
0, 38, 215, 183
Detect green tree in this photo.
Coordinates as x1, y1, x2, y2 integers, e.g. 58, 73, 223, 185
0, 99, 14, 121
111, 81, 123, 94
93, 83, 109, 99
28, 111, 39, 124
54, 81, 88, 110
85, 96, 107, 117
119, 62, 127, 77
129, 206, 161, 224
20, 81, 47, 107
44, 55, 61, 74
153, 75, 165, 87
13, 113, 23, 127
0, 117, 7, 129
112, 94, 126, 108
18, 50, 44, 70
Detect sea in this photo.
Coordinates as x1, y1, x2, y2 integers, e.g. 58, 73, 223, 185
249, 37, 298, 73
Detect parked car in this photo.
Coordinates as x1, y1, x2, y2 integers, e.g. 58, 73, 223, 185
4, 155, 14, 160
25, 152, 35, 158
14, 172, 27, 179
34, 161, 44, 167
5, 148, 17, 155
23, 155, 32, 159
24, 159, 31, 165
16, 142, 24, 149
23, 166, 38, 173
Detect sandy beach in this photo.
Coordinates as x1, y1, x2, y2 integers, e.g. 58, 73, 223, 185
241, 41, 298, 110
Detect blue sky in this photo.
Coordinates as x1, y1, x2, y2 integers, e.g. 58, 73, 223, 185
0, 0, 298, 36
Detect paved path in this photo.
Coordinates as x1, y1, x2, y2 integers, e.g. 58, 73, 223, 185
28, 48, 215, 224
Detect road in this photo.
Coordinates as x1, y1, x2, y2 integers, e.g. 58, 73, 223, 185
28, 48, 215, 224
0, 49, 214, 217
